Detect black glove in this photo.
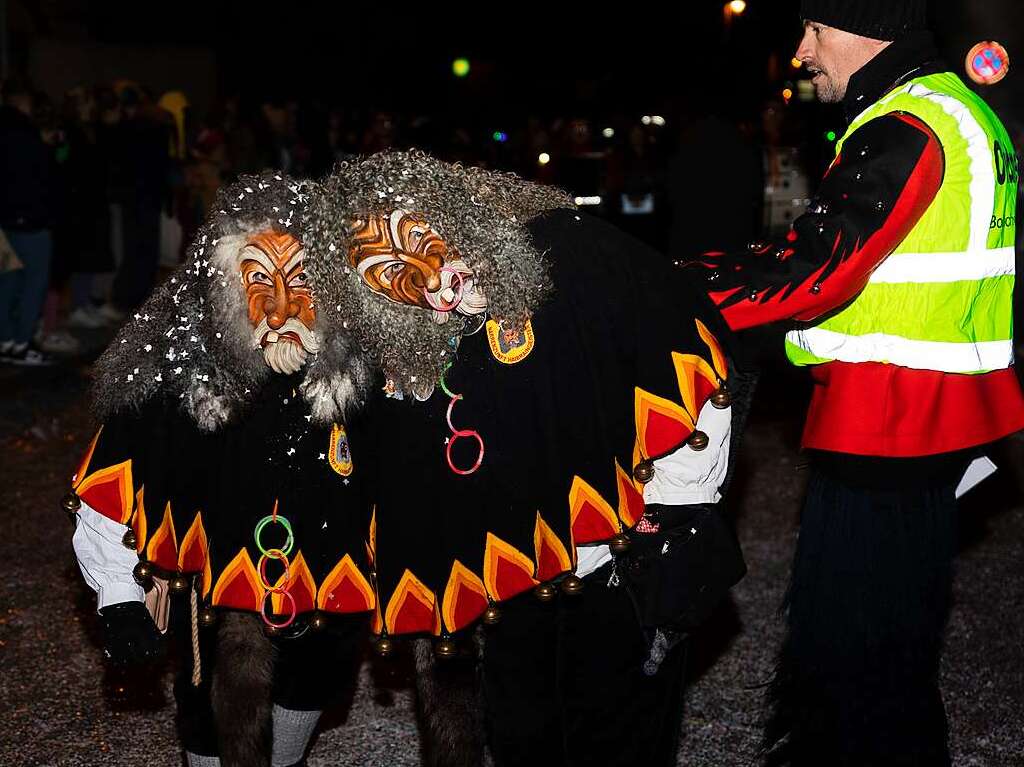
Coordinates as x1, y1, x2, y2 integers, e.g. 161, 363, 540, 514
98, 601, 165, 666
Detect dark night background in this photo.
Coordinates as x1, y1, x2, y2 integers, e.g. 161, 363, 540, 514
1, 2, 1022, 766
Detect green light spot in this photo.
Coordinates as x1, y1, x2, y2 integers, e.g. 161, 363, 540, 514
826, 130, 837, 142
452, 58, 470, 78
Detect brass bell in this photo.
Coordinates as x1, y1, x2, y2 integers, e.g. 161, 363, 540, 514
687, 430, 710, 451
169, 574, 191, 594
632, 460, 655, 484
482, 604, 502, 626
609, 533, 631, 556
710, 388, 732, 409
434, 637, 458, 660
121, 528, 138, 550
132, 560, 154, 589
534, 583, 557, 603
264, 622, 282, 638
373, 636, 394, 658
560, 574, 584, 596
61, 492, 82, 515
198, 606, 218, 628
309, 612, 328, 632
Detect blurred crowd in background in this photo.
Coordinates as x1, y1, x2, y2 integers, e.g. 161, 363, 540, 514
1, 72, 1021, 365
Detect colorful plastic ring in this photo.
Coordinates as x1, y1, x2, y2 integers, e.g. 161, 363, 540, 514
254, 514, 294, 556
260, 589, 296, 629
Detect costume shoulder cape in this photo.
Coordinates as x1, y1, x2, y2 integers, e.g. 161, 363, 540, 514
71, 374, 376, 619
364, 209, 734, 637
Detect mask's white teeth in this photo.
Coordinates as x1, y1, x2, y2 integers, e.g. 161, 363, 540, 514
267, 331, 280, 343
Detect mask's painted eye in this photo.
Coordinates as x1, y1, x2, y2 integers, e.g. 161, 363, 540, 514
379, 262, 404, 285
288, 271, 309, 288
248, 270, 272, 285
407, 228, 426, 249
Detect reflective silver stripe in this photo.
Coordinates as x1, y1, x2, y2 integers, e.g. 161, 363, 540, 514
903, 82, 996, 252
786, 327, 1014, 373
869, 246, 1016, 284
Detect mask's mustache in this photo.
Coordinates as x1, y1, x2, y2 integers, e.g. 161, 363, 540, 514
252, 316, 321, 354
263, 339, 308, 375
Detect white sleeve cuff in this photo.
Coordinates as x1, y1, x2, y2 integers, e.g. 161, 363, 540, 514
642, 399, 731, 507
72, 500, 144, 613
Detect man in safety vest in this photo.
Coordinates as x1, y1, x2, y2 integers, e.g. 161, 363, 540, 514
690, 1, 1023, 764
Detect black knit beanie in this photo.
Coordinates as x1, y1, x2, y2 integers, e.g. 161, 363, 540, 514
800, 0, 928, 40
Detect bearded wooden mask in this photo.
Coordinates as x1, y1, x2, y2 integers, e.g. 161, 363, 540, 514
347, 210, 453, 309
239, 231, 318, 374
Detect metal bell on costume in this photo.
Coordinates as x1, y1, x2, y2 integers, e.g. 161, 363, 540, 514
132, 560, 154, 589
710, 388, 732, 409
560, 574, 584, 596
308, 612, 328, 632
121, 528, 138, 550
198, 606, 218, 628
534, 583, 557, 603
482, 604, 502, 626
687, 430, 710, 451
632, 460, 655, 484
169, 574, 191, 594
374, 636, 395, 658
609, 533, 631, 556
61, 492, 81, 516
434, 637, 459, 660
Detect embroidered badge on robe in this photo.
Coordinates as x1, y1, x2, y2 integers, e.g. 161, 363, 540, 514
486, 319, 535, 364
328, 424, 354, 476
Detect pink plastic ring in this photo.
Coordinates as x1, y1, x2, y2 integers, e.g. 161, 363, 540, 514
446, 393, 466, 432
261, 589, 297, 628
423, 267, 465, 312
258, 550, 291, 592
446, 429, 485, 475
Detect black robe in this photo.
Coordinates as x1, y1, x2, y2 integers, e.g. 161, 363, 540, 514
364, 209, 734, 637
72, 374, 376, 622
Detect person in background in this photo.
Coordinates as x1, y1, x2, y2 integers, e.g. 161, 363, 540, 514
60, 86, 116, 332
0, 77, 56, 365
107, 86, 171, 318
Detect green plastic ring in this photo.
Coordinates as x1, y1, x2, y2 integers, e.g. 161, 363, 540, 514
254, 514, 294, 556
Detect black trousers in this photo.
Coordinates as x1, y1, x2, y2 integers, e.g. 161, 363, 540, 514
763, 465, 959, 767
482, 566, 687, 767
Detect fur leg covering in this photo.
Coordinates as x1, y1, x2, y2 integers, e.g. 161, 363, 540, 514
211, 612, 276, 767
413, 635, 486, 767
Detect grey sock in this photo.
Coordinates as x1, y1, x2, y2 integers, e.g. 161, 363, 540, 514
272, 704, 322, 767
185, 752, 221, 767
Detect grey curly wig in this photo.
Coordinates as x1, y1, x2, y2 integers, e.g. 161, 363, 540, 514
303, 150, 575, 396
91, 172, 373, 431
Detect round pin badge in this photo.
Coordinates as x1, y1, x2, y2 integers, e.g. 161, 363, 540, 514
965, 41, 1010, 85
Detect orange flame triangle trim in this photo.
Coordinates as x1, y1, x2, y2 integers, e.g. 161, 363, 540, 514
671, 353, 720, 419
634, 386, 694, 460
146, 501, 179, 570
569, 475, 621, 545
76, 459, 134, 524
271, 552, 317, 615
178, 512, 211, 597
534, 512, 573, 581
441, 560, 489, 633
72, 427, 103, 487
318, 554, 376, 613
384, 569, 437, 635
130, 486, 148, 554
615, 461, 646, 528
695, 319, 728, 381
211, 548, 263, 610
484, 532, 538, 600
